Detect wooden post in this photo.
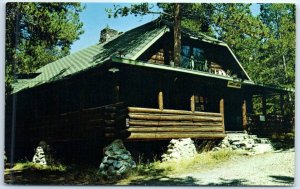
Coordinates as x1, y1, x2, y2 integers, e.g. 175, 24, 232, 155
158, 91, 164, 110
248, 95, 253, 114
219, 98, 225, 133
173, 3, 181, 67
279, 93, 284, 115
114, 85, 120, 103
111, 72, 119, 103
242, 100, 247, 131
262, 94, 267, 116
190, 95, 195, 113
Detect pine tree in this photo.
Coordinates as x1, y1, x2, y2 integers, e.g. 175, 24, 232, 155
5, 2, 84, 95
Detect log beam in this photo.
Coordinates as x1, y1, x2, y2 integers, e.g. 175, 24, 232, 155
128, 114, 222, 122
242, 100, 247, 131
219, 98, 225, 133
191, 95, 195, 112
128, 107, 221, 117
128, 126, 224, 132
158, 91, 164, 110
129, 121, 222, 127
127, 132, 226, 140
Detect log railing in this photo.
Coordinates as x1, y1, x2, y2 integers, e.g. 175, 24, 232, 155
126, 105, 226, 140
247, 114, 294, 136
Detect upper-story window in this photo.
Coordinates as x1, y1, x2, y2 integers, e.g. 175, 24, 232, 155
181, 45, 207, 71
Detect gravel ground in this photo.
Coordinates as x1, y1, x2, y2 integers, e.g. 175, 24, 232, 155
172, 149, 295, 186
123, 149, 295, 186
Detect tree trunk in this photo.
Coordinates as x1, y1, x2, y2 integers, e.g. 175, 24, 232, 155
174, 3, 181, 67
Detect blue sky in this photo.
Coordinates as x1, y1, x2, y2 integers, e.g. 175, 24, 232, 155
70, 3, 160, 53
70, 3, 261, 53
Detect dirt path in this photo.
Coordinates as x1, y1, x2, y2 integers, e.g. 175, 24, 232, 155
122, 149, 295, 186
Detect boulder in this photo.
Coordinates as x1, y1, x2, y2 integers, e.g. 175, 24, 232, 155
99, 139, 136, 179
162, 138, 197, 162
32, 141, 53, 166
251, 144, 273, 154
32, 147, 47, 166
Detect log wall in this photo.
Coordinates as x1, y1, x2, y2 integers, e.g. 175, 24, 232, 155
126, 107, 226, 140
27, 102, 129, 143
26, 102, 226, 142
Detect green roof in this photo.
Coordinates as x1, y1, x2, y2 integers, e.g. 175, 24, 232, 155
11, 19, 251, 94
12, 21, 169, 93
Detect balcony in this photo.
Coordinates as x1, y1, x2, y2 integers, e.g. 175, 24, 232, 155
146, 47, 231, 77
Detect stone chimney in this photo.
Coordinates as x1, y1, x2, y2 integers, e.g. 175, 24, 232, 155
100, 26, 119, 43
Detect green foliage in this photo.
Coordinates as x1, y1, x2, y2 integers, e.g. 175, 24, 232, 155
10, 161, 67, 172
259, 4, 295, 88
210, 149, 232, 161
5, 2, 84, 95
119, 149, 239, 185
106, 3, 295, 88
106, 3, 159, 18
211, 3, 295, 90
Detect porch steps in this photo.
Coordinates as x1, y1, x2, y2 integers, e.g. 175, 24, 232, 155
213, 132, 273, 154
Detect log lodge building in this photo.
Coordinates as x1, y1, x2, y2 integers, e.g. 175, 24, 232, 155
5, 19, 294, 160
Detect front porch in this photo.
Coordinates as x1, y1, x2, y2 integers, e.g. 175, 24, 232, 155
242, 85, 294, 137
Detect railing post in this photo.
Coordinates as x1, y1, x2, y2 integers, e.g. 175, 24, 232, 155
262, 94, 267, 116
280, 93, 284, 116
190, 95, 195, 113
242, 100, 247, 131
219, 98, 225, 133
158, 91, 164, 110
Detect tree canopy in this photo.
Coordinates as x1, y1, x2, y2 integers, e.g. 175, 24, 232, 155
5, 2, 84, 94
106, 3, 295, 89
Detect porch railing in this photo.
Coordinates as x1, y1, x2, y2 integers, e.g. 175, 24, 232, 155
247, 114, 294, 136
126, 107, 226, 140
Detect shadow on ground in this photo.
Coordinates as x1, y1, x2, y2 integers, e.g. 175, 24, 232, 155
271, 138, 294, 151
125, 176, 252, 186
4, 166, 111, 185
207, 178, 248, 186
269, 175, 294, 185
124, 176, 200, 186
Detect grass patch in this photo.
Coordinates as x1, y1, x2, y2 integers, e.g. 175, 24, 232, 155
120, 149, 239, 184
7, 161, 67, 172
154, 149, 236, 174
5, 150, 240, 185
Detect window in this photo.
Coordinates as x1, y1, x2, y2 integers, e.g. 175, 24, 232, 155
180, 45, 206, 71
195, 95, 208, 111
181, 45, 191, 69
193, 48, 206, 71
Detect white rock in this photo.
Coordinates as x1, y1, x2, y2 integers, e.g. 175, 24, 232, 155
251, 144, 273, 154
162, 138, 197, 162
32, 147, 47, 166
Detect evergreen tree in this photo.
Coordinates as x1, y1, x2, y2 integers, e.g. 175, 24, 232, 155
259, 4, 295, 88
106, 3, 295, 89
5, 2, 84, 95
211, 4, 270, 83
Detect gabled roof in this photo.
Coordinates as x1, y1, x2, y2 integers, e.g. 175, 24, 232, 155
11, 19, 251, 94
12, 21, 169, 93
